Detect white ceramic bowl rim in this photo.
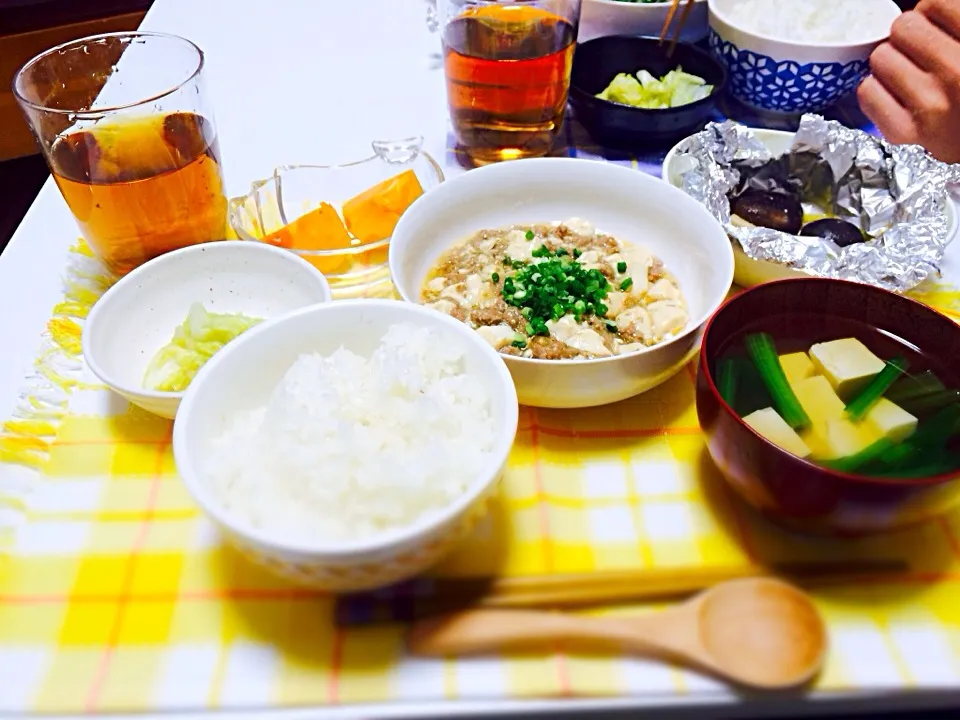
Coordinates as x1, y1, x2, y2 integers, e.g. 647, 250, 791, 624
707, 0, 900, 50
172, 298, 520, 558
389, 157, 735, 368
81, 241, 332, 402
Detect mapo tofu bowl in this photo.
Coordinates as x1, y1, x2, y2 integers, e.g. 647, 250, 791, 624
697, 278, 960, 536
389, 157, 734, 408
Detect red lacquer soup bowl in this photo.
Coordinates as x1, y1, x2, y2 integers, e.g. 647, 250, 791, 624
696, 277, 960, 536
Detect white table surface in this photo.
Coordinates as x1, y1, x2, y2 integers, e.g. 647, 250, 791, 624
2, 0, 960, 718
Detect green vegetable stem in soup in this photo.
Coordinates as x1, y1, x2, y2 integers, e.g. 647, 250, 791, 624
597, 67, 713, 109
716, 314, 960, 479
421, 219, 688, 360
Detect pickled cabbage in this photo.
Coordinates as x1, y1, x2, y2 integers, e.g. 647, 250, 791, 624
597, 67, 713, 109
143, 303, 262, 392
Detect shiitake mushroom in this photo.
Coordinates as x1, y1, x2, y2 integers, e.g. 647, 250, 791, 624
730, 190, 803, 235
799, 218, 866, 248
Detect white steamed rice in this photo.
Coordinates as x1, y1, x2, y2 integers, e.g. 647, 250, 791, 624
727, 0, 893, 44
206, 323, 497, 544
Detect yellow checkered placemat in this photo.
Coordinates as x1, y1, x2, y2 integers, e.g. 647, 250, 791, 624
3, 242, 960, 713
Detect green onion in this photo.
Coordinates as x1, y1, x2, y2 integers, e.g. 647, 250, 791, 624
556, 247, 568, 256
821, 438, 895, 474
874, 404, 960, 472
491, 272, 500, 284
617, 261, 627, 273
866, 454, 960, 479
885, 370, 945, 405
844, 357, 909, 421
620, 277, 633, 291
744, 333, 810, 430
898, 389, 960, 417
606, 321, 618, 333
717, 358, 739, 408
573, 248, 582, 258
501, 253, 611, 332
525, 229, 535, 241
733, 357, 774, 418
512, 338, 527, 349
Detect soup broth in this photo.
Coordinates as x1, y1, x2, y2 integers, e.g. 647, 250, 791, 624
715, 313, 960, 479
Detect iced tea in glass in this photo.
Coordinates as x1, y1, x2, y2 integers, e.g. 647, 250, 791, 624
14, 32, 227, 276
437, 0, 581, 165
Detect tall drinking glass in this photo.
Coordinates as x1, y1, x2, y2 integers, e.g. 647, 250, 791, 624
435, 0, 581, 165
13, 32, 227, 276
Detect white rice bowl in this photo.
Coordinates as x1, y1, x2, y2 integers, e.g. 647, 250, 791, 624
206, 323, 498, 544
725, 0, 894, 44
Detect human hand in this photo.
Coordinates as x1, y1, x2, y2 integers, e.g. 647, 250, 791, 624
858, 0, 960, 163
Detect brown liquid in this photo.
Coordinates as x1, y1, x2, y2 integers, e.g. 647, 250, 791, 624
50, 112, 227, 275
443, 5, 576, 165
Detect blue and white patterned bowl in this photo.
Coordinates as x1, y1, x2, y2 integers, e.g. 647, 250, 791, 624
707, 0, 901, 114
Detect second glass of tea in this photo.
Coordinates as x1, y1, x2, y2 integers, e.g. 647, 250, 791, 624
13, 32, 227, 276
436, 0, 581, 165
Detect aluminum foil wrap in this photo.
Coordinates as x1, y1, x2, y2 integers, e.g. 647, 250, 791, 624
674, 114, 960, 293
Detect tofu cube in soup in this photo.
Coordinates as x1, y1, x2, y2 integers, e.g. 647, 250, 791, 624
865, 398, 918, 444
819, 418, 880, 460
809, 338, 885, 399
744, 407, 812, 459
779, 352, 815, 387
793, 375, 845, 430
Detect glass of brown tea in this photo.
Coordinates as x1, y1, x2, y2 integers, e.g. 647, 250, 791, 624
435, 0, 582, 165
13, 32, 227, 276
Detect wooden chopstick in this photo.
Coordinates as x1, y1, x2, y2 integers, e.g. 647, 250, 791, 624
335, 559, 909, 626
659, 0, 696, 58
670, 0, 696, 55
659, 0, 683, 45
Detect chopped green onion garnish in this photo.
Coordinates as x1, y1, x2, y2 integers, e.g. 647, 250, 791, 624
512, 338, 527, 349
844, 357, 909, 420
617, 261, 627, 273
620, 277, 633, 291
525, 229, 535, 241
491, 272, 500, 284
573, 248, 582, 258
501, 253, 611, 332
556, 247, 568, 256
744, 333, 810, 431
606, 322, 618, 333
717, 358, 738, 408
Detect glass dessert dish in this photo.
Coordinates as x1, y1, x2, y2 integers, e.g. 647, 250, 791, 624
228, 137, 444, 298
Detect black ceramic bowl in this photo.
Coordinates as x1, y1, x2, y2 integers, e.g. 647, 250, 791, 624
569, 35, 726, 150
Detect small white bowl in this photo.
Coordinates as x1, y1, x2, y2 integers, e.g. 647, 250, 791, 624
389, 157, 734, 409
580, 0, 709, 44
662, 128, 960, 288
82, 241, 332, 419
173, 299, 519, 590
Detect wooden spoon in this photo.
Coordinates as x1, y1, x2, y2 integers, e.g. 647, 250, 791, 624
406, 577, 827, 690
